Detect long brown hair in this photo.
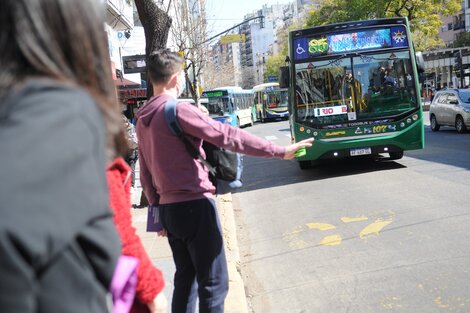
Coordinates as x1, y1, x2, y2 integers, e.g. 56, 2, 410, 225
0, 0, 127, 158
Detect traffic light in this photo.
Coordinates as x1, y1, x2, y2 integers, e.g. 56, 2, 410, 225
454, 51, 462, 71
258, 10, 264, 28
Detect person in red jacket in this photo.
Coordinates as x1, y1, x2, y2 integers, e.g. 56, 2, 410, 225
107, 157, 167, 313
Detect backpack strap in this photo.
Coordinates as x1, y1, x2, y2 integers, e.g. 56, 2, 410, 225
164, 99, 216, 176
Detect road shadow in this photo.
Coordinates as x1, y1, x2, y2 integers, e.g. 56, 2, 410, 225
219, 125, 469, 194
406, 126, 470, 170
224, 154, 406, 194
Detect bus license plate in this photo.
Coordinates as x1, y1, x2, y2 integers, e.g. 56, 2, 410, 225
350, 148, 371, 156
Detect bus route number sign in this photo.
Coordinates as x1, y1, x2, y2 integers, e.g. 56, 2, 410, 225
202, 91, 225, 98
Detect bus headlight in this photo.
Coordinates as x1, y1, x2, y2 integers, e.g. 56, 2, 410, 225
412, 114, 418, 121
407, 118, 412, 124
400, 122, 405, 128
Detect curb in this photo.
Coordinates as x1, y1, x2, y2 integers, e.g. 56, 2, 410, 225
217, 193, 249, 313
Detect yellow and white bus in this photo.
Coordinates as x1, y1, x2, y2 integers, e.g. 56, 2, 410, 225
253, 82, 289, 122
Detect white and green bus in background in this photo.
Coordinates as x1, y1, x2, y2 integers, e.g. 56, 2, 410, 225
280, 17, 425, 168
253, 82, 289, 122
201, 86, 255, 127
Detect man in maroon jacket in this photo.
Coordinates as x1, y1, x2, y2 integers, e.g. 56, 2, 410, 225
136, 49, 313, 313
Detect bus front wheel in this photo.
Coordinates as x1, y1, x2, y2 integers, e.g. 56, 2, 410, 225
389, 151, 404, 160
299, 160, 311, 169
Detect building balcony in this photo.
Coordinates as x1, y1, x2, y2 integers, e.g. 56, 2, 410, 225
106, 0, 134, 31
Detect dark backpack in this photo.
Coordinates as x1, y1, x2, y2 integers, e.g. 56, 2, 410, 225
163, 99, 242, 186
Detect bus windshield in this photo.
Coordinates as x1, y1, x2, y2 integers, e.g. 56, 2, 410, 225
206, 97, 231, 117
267, 90, 288, 108
295, 51, 418, 127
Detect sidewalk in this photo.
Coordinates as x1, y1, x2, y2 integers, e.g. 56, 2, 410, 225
130, 170, 248, 313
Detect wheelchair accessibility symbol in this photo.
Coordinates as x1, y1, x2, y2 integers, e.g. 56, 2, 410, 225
296, 44, 306, 55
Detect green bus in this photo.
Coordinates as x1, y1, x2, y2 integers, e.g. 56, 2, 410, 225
281, 17, 424, 169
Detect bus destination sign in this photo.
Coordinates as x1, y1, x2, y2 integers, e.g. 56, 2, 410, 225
202, 90, 227, 98
293, 26, 408, 61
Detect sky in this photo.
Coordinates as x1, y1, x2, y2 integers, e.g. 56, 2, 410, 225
205, 0, 287, 36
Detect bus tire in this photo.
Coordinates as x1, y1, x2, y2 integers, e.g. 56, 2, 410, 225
389, 151, 404, 160
299, 160, 311, 169
430, 114, 440, 131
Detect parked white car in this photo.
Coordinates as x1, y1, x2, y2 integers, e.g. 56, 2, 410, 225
429, 89, 470, 133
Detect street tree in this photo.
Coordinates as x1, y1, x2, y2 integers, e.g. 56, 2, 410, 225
453, 32, 470, 48
134, 0, 172, 98
305, 0, 462, 51
133, 0, 171, 207
169, 0, 207, 103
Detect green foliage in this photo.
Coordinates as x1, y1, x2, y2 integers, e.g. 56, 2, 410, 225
264, 54, 286, 81
453, 32, 470, 48
305, 0, 462, 51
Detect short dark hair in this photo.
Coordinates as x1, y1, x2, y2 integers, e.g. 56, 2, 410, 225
148, 49, 184, 84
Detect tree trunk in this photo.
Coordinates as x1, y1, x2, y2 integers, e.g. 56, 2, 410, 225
134, 0, 172, 206
134, 0, 172, 98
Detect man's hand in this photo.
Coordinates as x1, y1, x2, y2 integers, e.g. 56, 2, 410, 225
283, 138, 314, 160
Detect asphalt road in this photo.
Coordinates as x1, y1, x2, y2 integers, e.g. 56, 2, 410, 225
233, 117, 470, 313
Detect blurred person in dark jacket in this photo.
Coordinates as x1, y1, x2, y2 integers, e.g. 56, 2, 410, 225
0, 0, 130, 312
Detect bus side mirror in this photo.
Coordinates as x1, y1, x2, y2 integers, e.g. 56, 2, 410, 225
415, 52, 425, 82
279, 66, 290, 88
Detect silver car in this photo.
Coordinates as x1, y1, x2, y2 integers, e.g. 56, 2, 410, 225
429, 89, 470, 133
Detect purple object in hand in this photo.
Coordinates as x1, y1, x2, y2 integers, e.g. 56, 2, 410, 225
146, 205, 163, 232
110, 255, 139, 313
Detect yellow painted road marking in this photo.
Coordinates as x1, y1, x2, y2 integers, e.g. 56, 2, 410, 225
319, 235, 342, 246
306, 222, 336, 231
381, 296, 402, 309
283, 226, 308, 249
359, 218, 393, 238
341, 216, 369, 223
434, 296, 450, 309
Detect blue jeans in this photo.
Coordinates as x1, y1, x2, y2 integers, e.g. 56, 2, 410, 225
159, 198, 229, 313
